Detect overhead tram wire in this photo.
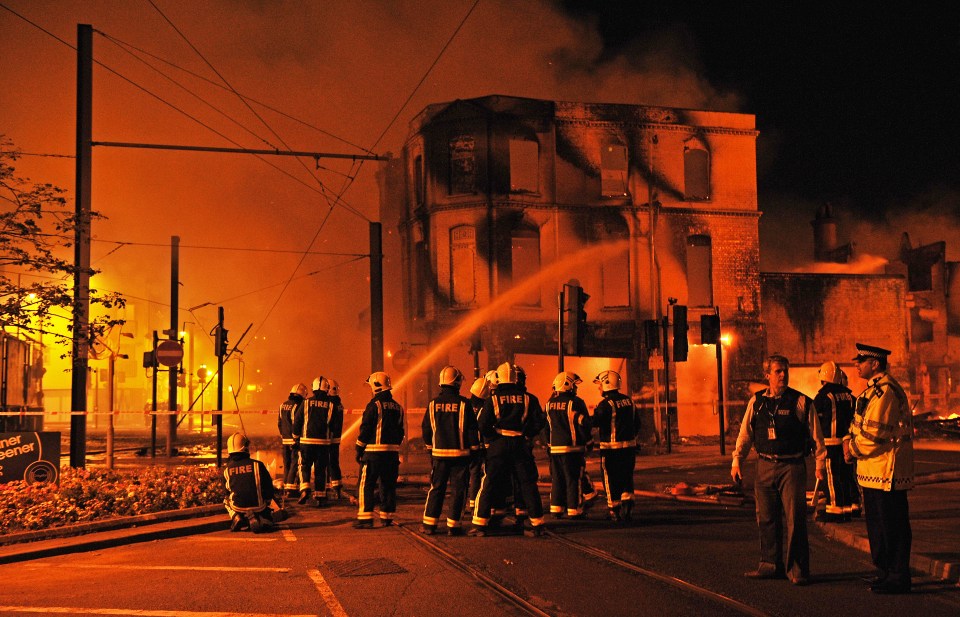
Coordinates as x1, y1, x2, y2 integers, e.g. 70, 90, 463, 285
91, 238, 367, 257
96, 32, 375, 157
146, 0, 376, 351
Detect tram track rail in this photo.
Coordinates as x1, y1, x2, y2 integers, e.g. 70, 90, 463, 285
394, 516, 771, 617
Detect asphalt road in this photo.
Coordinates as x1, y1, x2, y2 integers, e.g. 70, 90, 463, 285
3, 477, 960, 617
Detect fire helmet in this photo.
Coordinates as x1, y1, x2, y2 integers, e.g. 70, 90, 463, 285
839, 369, 848, 387
818, 361, 841, 384
439, 365, 464, 388
469, 377, 490, 399
514, 365, 527, 387
328, 379, 340, 397
496, 361, 519, 385
365, 371, 392, 393
227, 432, 249, 454
291, 383, 309, 398
312, 376, 331, 394
593, 370, 622, 392
553, 371, 582, 393
484, 369, 500, 387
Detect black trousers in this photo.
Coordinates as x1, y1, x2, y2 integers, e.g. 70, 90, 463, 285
467, 449, 484, 507
357, 452, 399, 521
862, 487, 912, 584
600, 448, 636, 509
281, 444, 299, 491
298, 444, 328, 497
472, 437, 543, 527
423, 456, 470, 528
549, 452, 585, 516
327, 442, 342, 489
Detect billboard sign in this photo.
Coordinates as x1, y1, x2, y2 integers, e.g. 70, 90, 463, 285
0, 432, 60, 485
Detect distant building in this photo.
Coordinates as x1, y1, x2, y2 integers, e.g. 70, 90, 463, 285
381, 94, 768, 440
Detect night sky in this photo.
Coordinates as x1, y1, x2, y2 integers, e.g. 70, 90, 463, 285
2, 0, 958, 404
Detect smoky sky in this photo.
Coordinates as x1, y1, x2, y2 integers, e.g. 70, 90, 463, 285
2, 0, 958, 406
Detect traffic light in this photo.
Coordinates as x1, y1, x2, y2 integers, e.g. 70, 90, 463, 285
673, 305, 689, 362
215, 327, 229, 357
701, 314, 721, 345
643, 319, 660, 350
562, 284, 589, 356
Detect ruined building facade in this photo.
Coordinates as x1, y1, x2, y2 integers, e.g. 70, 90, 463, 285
384, 95, 767, 434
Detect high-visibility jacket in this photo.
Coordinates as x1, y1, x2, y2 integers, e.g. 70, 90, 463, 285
277, 396, 302, 446
422, 386, 480, 458
356, 391, 405, 454
594, 390, 638, 450
224, 452, 275, 513
814, 383, 856, 445
295, 393, 334, 445
846, 372, 914, 491
478, 383, 545, 442
544, 391, 591, 454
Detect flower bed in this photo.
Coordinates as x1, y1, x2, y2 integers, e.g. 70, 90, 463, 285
0, 466, 227, 535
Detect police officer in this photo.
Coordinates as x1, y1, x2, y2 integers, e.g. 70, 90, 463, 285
278, 384, 308, 498
466, 375, 492, 511
843, 344, 914, 594
732, 355, 826, 586
421, 366, 480, 535
544, 372, 591, 519
813, 361, 857, 522
470, 362, 546, 537
223, 432, 276, 533
294, 377, 333, 506
592, 370, 639, 522
326, 379, 345, 500
355, 371, 405, 528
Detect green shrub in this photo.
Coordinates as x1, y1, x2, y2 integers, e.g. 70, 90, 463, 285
0, 466, 227, 535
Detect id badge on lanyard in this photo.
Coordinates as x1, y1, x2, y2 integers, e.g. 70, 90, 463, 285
767, 426, 777, 441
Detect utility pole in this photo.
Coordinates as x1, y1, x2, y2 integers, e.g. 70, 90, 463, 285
167, 236, 179, 454
69, 23, 93, 469
216, 306, 225, 467
151, 330, 158, 458
370, 223, 383, 372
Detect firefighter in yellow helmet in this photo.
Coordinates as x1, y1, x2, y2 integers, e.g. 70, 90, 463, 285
326, 378, 345, 500
293, 377, 333, 506
421, 366, 480, 535
592, 370, 639, 522
355, 371, 405, 528
813, 361, 858, 522
470, 362, 546, 537
278, 383, 308, 498
223, 432, 276, 533
466, 374, 492, 511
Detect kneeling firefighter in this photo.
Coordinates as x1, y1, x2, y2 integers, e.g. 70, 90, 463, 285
223, 432, 276, 533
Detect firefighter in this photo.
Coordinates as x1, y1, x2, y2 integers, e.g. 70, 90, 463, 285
421, 366, 480, 535
294, 377, 333, 506
326, 378, 345, 500
278, 384, 308, 498
223, 432, 275, 533
470, 362, 546, 537
844, 344, 914, 594
592, 370, 639, 522
544, 372, 591, 519
813, 361, 857, 522
466, 375, 491, 511
355, 371, 405, 528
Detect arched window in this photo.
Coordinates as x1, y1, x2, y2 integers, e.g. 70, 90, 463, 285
686, 235, 713, 307
511, 224, 541, 306
601, 143, 629, 197
683, 141, 710, 201
450, 225, 476, 307
509, 138, 539, 194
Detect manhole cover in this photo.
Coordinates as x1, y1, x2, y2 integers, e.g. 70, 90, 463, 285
323, 558, 408, 577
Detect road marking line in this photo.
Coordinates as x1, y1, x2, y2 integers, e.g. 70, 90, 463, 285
189, 537, 277, 542
308, 568, 349, 617
0, 607, 314, 616
281, 527, 297, 542
26, 564, 289, 573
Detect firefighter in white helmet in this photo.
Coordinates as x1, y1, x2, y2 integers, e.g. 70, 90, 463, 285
592, 370, 639, 522
326, 379, 345, 500
278, 383, 308, 498
355, 371, 405, 528
421, 366, 480, 535
470, 361, 546, 536
814, 361, 859, 521
544, 372, 592, 519
293, 377, 333, 506
223, 432, 276, 533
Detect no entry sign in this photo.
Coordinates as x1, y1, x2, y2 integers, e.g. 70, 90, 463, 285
156, 340, 184, 367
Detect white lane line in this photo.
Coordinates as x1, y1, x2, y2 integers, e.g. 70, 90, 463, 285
189, 537, 278, 542
281, 527, 297, 542
307, 568, 349, 617
0, 607, 314, 616
26, 564, 289, 572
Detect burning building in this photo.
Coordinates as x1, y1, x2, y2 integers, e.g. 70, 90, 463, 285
381, 95, 767, 439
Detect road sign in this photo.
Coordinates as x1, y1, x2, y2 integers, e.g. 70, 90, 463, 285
648, 354, 665, 370
155, 340, 184, 367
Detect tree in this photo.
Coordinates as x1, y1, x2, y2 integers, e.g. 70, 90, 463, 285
0, 136, 124, 352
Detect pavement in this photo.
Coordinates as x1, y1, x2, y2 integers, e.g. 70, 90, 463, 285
2, 440, 959, 584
